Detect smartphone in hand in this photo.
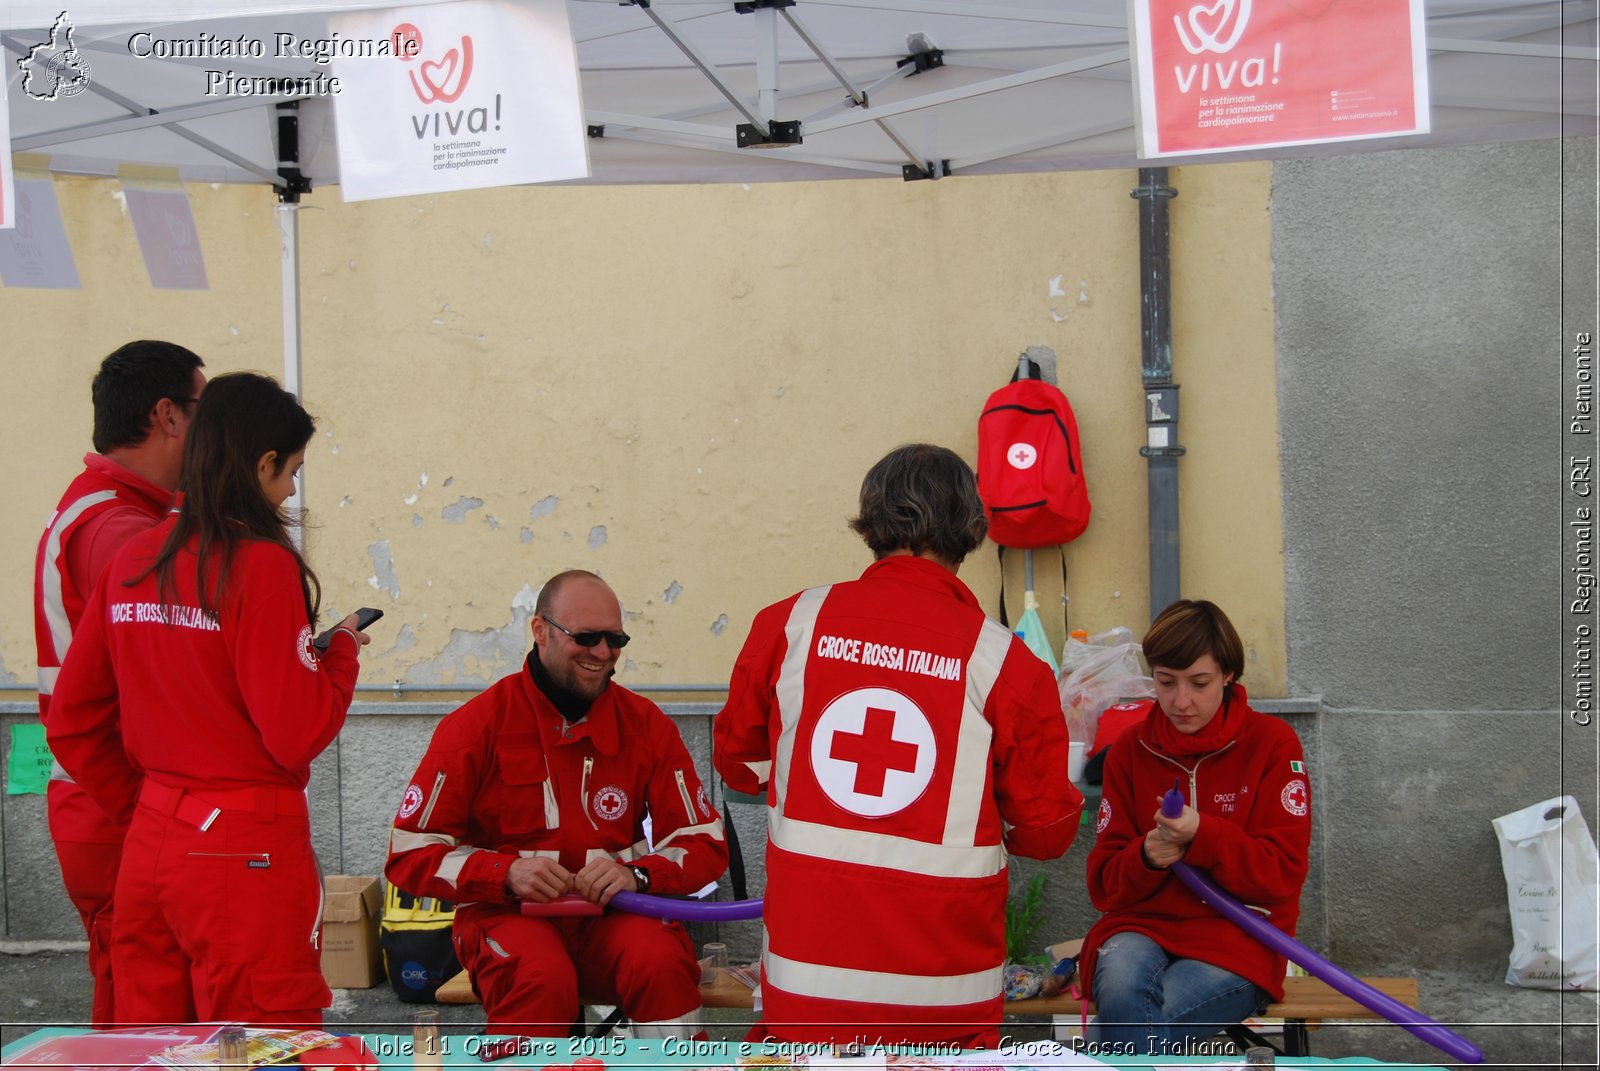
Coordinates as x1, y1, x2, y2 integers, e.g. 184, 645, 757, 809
312, 607, 384, 651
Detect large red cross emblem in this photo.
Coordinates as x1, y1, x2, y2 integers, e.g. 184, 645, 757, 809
829, 706, 920, 796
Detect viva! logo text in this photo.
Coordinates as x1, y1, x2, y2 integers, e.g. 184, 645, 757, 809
392, 22, 501, 142
1169, 0, 1279, 95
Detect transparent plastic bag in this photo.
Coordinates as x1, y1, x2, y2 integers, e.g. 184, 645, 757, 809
1058, 628, 1154, 745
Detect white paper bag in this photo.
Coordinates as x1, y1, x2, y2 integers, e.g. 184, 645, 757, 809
1492, 795, 1600, 990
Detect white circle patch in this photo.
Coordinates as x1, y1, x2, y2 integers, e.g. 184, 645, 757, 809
593, 785, 629, 821
1006, 442, 1038, 470
695, 784, 711, 818
296, 625, 318, 672
1096, 798, 1113, 834
1281, 778, 1309, 817
809, 687, 935, 818
399, 783, 424, 820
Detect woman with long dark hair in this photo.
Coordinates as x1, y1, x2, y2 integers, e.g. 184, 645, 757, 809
50, 372, 372, 1026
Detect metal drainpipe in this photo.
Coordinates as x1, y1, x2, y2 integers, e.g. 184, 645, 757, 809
1131, 168, 1184, 621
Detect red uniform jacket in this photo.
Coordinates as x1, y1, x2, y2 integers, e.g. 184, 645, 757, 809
47, 518, 359, 825
713, 554, 1083, 1045
1080, 686, 1311, 1001
386, 663, 728, 906
34, 455, 172, 840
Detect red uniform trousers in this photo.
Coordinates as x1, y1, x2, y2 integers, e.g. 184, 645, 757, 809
454, 904, 700, 1037
47, 780, 126, 1025
112, 781, 331, 1026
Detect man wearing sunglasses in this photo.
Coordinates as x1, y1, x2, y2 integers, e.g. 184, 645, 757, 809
33, 340, 207, 1025
387, 569, 728, 1038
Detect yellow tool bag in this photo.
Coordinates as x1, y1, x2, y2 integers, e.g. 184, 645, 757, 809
379, 882, 461, 1003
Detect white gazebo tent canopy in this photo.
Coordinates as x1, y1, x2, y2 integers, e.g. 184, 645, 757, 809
4, 0, 1596, 191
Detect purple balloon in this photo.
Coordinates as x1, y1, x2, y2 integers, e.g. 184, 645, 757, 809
609, 891, 764, 921
1162, 781, 1185, 818
1170, 861, 1484, 1064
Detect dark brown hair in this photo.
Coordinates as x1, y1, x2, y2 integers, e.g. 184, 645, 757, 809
133, 372, 319, 622
91, 340, 205, 452
849, 443, 988, 566
1142, 599, 1245, 682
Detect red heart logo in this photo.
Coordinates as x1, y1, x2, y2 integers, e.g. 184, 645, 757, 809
1188, 0, 1230, 41
407, 37, 474, 103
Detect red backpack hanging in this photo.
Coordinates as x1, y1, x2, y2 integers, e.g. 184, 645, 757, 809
977, 358, 1091, 547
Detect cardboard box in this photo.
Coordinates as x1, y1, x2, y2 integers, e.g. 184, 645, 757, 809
320, 875, 384, 988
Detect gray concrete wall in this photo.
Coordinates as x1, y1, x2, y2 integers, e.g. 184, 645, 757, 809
1272, 136, 1599, 975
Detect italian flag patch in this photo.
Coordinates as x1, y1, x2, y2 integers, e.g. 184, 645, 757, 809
1290, 760, 1306, 773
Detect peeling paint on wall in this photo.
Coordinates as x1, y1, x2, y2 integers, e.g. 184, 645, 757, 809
519, 527, 533, 544
0, 655, 19, 686
339, 496, 352, 508
530, 496, 558, 521
663, 581, 683, 604
486, 515, 500, 531
442, 497, 484, 524
710, 613, 729, 636
412, 514, 423, 528
367, 540, 400, 597
401, 584, 537, 686
383, 623, 419, 657
588, 525, 607, 550
444, 477, 455, 487
1048, 274, 1066, 297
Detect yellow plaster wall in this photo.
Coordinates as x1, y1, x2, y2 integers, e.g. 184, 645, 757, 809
1, 163, 1286, 696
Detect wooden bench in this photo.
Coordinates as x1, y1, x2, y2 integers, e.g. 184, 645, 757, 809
700, 971, 1420, 1058
442, 968, 1419, 1058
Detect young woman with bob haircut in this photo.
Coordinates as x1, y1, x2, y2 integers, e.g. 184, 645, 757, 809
1077, 599, 1311, 1057
50, 372, 374, 1026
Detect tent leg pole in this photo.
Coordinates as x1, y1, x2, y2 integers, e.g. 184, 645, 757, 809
275, 100, 309, 538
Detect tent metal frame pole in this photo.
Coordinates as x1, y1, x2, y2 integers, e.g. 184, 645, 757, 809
755, 5, 780, 122
805, 50, 1128, 135
8, 96, 293, 154
593, 125, 901, 175
630, 1, 771, 139
781, 7, 926, 170
0, 35, 286, 186
276, 101, 308, 534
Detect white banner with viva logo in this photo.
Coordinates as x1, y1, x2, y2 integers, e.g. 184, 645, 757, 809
331, 0, 588, 202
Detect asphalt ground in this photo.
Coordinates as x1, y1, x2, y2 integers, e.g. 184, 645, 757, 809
1, 945, 1596, 1069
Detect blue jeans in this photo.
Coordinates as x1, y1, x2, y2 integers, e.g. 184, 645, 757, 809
1088, 931, 1269, 1057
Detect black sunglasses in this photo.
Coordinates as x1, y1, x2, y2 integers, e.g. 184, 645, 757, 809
542, 614, 630, 650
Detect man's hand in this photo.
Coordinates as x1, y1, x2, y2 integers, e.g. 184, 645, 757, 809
505, 856, 573, 903
573, 857, 641, 907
